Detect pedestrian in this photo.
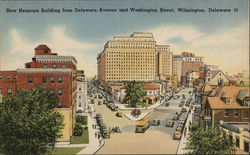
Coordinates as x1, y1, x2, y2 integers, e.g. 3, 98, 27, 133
98, 133, 100, 139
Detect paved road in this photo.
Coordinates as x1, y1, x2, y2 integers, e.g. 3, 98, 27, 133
147, 88, 193, 135
89, 83, 194, 154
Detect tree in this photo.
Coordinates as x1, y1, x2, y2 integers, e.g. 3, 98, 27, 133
125, 81, 146, 109
185, 127, 236, 155
0, 86, 64, 155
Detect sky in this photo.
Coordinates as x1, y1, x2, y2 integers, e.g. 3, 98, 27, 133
0, 0, 249, 77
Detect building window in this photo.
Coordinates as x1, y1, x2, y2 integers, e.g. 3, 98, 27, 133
58, 76, 63, 83
58, 102, 63, 108
62, 64, 66, 69
235, 136, 240, 148
244, 141, 249, 153
7, 75, 10, 80
0, 88, 2, 94
224, 110, 229, 117
226, 98, 231, 104
43, 64, 48, 69
50, 77, 55, 83
0, 75, 2, 80
234, 110, 239, 117
244, 100, 250, 107
79, 102, 81, 107
208, 78, 210, 82
58, 89, 63, 96
7, 88, 12, 96
42, 76, 47, 83
243, 111, 249, 119
52, 64, 57, 69
28, 76, 33, 83
14, 75, 17, 80
50, 89, 55, 95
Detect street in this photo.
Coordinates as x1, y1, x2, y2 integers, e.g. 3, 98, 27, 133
88, 84, 194, 154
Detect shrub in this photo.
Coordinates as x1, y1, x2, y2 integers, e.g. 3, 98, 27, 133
73, 123, 83, 136
76, 115, 87, 125
131, 109, 141, 116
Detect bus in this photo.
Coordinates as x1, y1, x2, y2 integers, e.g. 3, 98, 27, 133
135, 118, 150, 133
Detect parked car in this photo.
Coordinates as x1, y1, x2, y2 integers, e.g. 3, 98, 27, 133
181, 108, 187, 113
172, 114, 179, 121
176, 111, 182, 116
96, 113, 103, 119
151, 120, 160, 126
116, 112, 123, 117
166, 120, 174, 127
165, 102, 170, 107
178, 103, 184, 107
173, 95, 180, 99
173, 131, 182, 140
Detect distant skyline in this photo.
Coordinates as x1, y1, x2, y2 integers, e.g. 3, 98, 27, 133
0, 0, 249, 77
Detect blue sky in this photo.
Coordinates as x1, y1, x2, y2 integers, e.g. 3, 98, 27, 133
0, 0, 249, 77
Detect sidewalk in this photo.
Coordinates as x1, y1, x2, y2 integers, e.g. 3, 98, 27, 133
176, 106, 194, 154
55, 113, 104, 155
115, 98, 165, 111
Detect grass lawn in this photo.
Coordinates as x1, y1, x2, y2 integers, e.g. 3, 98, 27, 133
71, 127, 89, 144
46, 147, 84, 155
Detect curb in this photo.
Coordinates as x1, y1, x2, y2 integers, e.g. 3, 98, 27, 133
124, 111, 152, 122
93, 140, 105, 155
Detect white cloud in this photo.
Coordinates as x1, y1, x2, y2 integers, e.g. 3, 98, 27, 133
148, 24, 249, 75
148, 25, 205, 44
4, 26, 98, 77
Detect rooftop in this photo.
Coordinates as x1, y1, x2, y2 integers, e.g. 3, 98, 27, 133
34, 55, 77, 63
35, 44, 50, 50
207, 86, 249, 109
17, 68, 72, 74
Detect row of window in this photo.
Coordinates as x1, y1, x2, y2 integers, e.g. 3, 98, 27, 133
0, 88, 13, 96
43, 64, 67, 69
50, 89, 63, 96
224, 109, 249, 119
107, 51, 154, 55
28, 76, 63, 84
0, 88, 64, 97
0, 75, 17, 80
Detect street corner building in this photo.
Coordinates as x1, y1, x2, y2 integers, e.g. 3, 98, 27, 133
0, 44, 78, 142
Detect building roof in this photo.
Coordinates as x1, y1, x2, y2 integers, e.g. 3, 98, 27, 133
209, 70, 220, 78
173, 55, 183, 58
144, 84, 159, 90
17, 68, 72, 74
207, 86, 249, 109
237, 89, 250, 100
201, 83, 213, 93
118, 84, 159, 90
35, 44, 50, 50
34, 55, 77, 63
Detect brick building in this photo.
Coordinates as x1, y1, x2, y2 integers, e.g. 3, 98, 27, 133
181, 52, 204, 86
201, 86, 250, 129
0, 44, 77, 142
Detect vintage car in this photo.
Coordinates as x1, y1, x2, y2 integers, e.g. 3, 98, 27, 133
181, 108, 187, 113
166, 120, 174, 127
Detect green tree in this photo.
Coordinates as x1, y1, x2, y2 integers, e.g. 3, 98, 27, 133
185, 127, 236, 155
125, 81, 146, 108
0, 86, 64, 155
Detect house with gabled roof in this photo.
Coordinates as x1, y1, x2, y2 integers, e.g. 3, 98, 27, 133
201, 86, 250, 129
204, 69, 230, 86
